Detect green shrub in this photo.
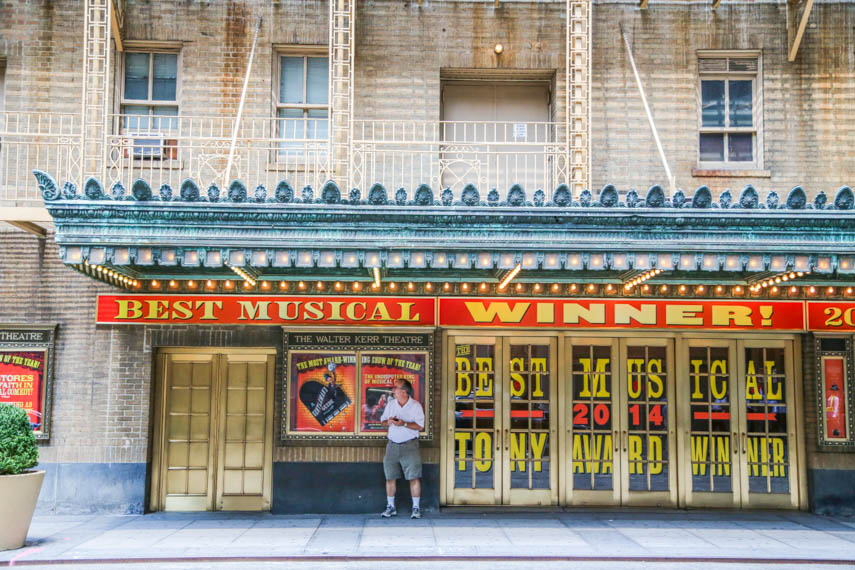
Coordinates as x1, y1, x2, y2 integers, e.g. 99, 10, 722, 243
0, 404, 39, 475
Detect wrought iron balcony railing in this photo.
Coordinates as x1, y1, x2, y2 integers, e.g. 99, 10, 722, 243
0, 112, 82, 207
1, 112, 569, 207
351, 119, 568, 201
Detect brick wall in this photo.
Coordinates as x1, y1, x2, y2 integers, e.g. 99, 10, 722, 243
4, 0, 854, 197
592, 2, 855, 197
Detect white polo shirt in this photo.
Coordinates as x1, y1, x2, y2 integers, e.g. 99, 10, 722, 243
380, 397, 425, 443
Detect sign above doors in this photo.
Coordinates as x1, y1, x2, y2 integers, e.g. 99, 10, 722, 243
96, 294, 855, 332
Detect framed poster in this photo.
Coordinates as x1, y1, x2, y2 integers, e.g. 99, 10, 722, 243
288, 351, 357, 433
360, 352, 428, 433
815, 336, 855, 448
0, 325, 56, 440
822, 356, 848, 441
283, 331, 433, 440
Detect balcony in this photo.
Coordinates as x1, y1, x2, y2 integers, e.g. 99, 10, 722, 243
2, 112, 569, 219
351, 120, 568, 200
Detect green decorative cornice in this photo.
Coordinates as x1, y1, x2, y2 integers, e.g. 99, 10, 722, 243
32, 171, 855, 281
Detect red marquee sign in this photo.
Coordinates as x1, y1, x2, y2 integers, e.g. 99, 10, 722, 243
96, 295, 851, 331
439, 298, 805, 330
96, 295, 436, 326
807, 302, 855, 331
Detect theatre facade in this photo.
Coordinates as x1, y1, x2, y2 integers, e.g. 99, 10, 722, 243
8, 169, 852, 514
4, 0, 855, 515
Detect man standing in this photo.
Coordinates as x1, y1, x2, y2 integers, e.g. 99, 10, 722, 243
380, 378, 425, 519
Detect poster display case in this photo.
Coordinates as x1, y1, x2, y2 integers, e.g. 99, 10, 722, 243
0, 325, 56, 440
284, 331, 432, 439
816, 336, 854, 448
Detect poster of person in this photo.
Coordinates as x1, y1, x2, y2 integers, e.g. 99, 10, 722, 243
0, 350, 45, 432
290, 352, 356, 433
823, 356, 848, 440
360, 352, 428, 432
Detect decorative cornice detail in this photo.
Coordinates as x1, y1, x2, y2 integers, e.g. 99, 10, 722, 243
32, 171, 855, 277
34, 170, 855, 211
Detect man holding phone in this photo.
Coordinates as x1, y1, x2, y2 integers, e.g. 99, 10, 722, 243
380, 378, 425, 519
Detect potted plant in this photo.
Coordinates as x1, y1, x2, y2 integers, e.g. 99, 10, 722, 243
0, 403, 43, 551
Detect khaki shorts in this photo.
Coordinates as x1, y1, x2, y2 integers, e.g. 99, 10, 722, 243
383, 439, 422, 481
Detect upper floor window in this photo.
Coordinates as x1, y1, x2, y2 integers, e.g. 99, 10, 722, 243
122, 51, 179, 133
698, 54, 760, 168
277, 54, 328, 159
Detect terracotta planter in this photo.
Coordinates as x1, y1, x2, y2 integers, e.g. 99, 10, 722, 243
0, 470, 44, 551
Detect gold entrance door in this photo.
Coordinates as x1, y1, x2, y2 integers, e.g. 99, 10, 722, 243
737, 340, 800, 509
216, 352, 275, 511
152, 348, 275, 512
504, 338, 558, 505
564, 338, 621, 506
679, 339, 741, 508
619, 338, 678, 507
445, 335, 557, 506
678, 339, 801, 509
446, 336, 503, 505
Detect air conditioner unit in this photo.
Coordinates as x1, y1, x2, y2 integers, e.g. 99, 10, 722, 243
125, 134, 164, 159
123, 134, 178, 160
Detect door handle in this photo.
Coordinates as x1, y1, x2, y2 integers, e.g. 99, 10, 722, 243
732, 432, 738, 455
495, 429, 500, 452
741, 432, 747, 454
622, 430, 628, 452
614, 430, 619, 452
504, 428, 509, 451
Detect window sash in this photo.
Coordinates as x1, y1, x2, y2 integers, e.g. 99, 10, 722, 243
122, 51, 179, 106
275, 55, 329, 112
698, 59, 759, 166
276, 54, 330, 151
698, 132, 756, 165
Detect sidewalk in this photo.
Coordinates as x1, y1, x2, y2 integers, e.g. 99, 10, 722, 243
4, 509, 855, 565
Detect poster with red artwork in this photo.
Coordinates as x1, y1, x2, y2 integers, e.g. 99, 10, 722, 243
0, 350, 45, 431
823, 356, 848, 440
360, 352, 427, 433
289, 352, 357, 433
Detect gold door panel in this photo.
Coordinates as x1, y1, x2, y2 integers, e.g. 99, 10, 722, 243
619, 338, 678, 507
217, 352, 274, 511
738, 340, 800, 509
158, 352, 216, 512
152, 348, 275, 512
679, 339, 741, 508
565, 338, 620, 506
504, 338, 558, 506
446, 336, 502, 505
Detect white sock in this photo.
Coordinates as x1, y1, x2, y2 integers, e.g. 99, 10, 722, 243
412, 497, 421, 509
387, 496, 395, 507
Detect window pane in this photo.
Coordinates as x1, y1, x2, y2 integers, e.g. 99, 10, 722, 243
728, 133, 753, 162
152, 53, 178, 101
122, 105, 150, 131
152, 106, 179, 131
280, 57, 304, 104
306, 58, 329, 105
307, 109, 329, 140
729, 80, 753, 127
278, 108, 304, 159
278, 108, 304, 139
699, 133, 724, 162
124, 53, 150, 100
701, 80, 725, 127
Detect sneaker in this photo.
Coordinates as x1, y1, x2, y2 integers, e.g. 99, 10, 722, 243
411, 506, 422, 519
381, 505, 397, 518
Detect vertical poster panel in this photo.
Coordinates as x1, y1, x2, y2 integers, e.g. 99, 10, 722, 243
360, 352, 427, 433
289, 352, 357, 433
823, 356, 848, 440
0, 349, 45, 432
